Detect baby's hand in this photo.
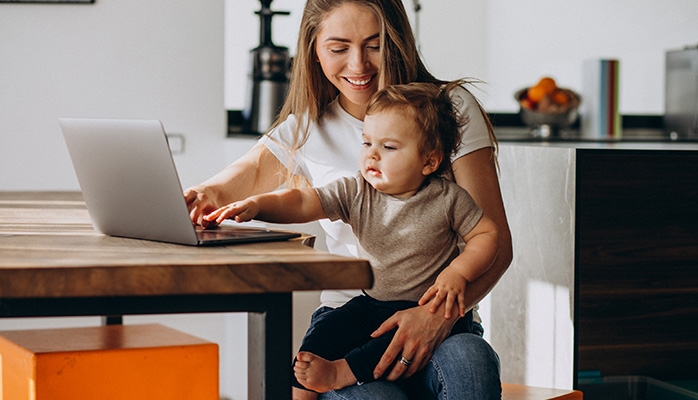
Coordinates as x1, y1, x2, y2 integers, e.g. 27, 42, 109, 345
418, 267, 467, 319
203, 199, 259, 225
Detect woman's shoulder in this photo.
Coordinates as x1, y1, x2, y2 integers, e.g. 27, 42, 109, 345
448, 83, 482, 115
266, 112, 301, 140
447, 81, 493, 155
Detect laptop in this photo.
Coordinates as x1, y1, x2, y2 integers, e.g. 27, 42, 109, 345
59, 118, 301, 246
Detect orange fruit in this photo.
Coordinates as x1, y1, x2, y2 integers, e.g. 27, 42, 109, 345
552, 90, 569, 106
520, 98, 534, 110
526, 85, 547, 103
537, 77, 557, 94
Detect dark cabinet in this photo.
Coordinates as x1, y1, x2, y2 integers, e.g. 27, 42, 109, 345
575, 149, 698, 382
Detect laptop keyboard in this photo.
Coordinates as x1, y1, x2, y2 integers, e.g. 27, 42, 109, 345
195, 226, 271, 239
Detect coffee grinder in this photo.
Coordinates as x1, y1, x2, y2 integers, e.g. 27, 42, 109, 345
243, 0, 291, 135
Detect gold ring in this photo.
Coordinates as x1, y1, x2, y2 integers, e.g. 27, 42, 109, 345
399, 356, 412, 366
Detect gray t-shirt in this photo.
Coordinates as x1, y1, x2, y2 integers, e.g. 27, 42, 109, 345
315, 174, 483, 302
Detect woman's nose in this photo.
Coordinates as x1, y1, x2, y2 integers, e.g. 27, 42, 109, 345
348, 49, 369, 72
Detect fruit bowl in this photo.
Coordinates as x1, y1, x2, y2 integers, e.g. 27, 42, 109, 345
514, 87, 581, 130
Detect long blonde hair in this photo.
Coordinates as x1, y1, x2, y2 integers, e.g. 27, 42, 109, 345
267, 0, 497, 183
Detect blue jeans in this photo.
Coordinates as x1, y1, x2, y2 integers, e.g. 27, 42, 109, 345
311, 307, 502, 400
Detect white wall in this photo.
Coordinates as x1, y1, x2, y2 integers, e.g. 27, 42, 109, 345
226, 1, 698, 116
482, 0, 698, 114
0, 1, 252, 399
0, 0, 239, 191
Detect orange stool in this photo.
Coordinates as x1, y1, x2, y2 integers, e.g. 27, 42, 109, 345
502, 383, 583, 399
0, 323, 218, 400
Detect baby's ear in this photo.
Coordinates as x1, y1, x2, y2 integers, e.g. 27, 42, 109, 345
422, 151, 442, 176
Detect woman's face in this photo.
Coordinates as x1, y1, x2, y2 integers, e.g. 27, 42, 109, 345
315, 3, 381, 120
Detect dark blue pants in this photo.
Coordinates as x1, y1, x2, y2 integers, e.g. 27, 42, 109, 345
292, 294, 473, 390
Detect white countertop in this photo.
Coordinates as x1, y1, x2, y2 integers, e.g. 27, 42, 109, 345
499, 140, 698, 151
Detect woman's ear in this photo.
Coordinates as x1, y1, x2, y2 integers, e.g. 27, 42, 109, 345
422, 151, 442, 176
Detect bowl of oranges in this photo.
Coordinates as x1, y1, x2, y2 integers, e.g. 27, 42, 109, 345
515, 77, 581, 134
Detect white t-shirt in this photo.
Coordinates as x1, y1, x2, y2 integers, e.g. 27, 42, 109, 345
260, 85, 492, 309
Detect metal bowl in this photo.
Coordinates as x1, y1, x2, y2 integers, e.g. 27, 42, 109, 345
514, 88, 581, 130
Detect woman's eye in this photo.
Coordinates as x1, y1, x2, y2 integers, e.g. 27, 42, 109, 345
330, 48, 348, 54
367, 45, 380, 52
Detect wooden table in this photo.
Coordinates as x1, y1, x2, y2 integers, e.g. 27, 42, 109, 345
0, 191, 373, 399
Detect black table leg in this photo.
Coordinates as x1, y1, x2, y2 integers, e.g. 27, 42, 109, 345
248, 292, 292, 399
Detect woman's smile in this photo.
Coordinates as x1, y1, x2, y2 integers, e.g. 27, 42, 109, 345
344, 75, 375, 87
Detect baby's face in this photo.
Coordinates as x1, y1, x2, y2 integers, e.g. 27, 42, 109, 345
360, 110, 431, 199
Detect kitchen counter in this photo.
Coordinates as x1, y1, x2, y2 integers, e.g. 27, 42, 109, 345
497, 136, 698, 150
499, 140, 698, 151
492, 112, 697, 144
496, 127, 698, 144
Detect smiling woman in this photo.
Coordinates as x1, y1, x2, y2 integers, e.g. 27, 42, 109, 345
194, 1, 510, 399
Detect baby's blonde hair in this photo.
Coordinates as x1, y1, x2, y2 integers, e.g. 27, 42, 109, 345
366, 80, 467, 177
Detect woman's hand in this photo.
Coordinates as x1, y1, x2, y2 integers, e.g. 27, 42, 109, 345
183, 187, 221, 229
183, 142, 289, 228
370, 302, 457, 381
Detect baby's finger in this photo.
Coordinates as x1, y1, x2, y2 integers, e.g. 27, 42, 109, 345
214, 208, 233, 222
429, 290, 447, 314
418, 287, 437, 307
216, 211, 231, 224
204, 208, 224, 222
443, 293, 455, 319
458, 292, 467, 317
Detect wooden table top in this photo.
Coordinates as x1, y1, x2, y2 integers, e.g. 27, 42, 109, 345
0, 192, 373, 299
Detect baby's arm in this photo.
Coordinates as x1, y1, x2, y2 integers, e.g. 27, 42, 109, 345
418, 214, 500, 319
204, 188, 327, 225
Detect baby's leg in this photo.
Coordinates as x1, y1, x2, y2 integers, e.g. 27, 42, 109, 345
294, 351, 358, 393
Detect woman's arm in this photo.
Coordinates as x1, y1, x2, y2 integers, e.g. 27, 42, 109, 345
371, 147, 513, 381
451, 147, 513, 309
183, 142, 288, 228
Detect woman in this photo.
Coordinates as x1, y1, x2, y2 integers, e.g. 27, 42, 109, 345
185, 0, 512, 398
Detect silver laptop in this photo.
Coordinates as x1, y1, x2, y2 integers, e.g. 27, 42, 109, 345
59, 118, 300, 246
